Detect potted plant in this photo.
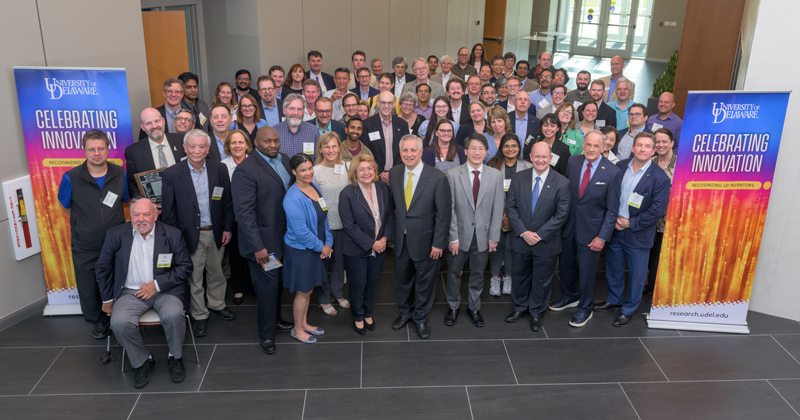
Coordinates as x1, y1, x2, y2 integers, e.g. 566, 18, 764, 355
648, 50, 678, 115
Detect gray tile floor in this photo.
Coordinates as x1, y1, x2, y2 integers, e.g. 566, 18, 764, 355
1, 256, 799, 419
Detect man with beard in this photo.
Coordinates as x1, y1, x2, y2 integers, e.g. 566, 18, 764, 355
452, 47, 478, 80
528, 68, 554, 112
234, 69, 259, 102
565, 71, 592, 106
273, 93, 320, 156
515, 61, 540, 93
178, 72, 209, 129
589, 80, 618, 130
125, 108, 186, 197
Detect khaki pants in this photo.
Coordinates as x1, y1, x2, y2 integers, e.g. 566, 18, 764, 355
189, 230, 227, 320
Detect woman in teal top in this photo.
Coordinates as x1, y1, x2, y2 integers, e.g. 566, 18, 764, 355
556, 102, 583, 155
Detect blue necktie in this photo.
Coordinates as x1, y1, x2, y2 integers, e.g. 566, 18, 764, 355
531, 176, 541, 214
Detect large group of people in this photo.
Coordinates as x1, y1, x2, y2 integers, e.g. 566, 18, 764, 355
57, 45, 683, 389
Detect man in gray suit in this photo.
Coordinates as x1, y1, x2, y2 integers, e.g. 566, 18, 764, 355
389, 134, 452, 339
505, 142, 571, 332
402, 58, 446, 100
444, 134, 505, 327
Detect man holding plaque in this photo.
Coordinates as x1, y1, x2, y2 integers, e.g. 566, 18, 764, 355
161, 129, 235, 336
58, 130, 129, 339
125, 108, 185, 199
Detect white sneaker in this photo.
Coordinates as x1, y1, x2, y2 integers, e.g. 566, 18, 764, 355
502, 276, 512, 295
489, 277, 502, 296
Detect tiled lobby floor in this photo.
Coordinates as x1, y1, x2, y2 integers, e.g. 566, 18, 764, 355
1, 257, 799, 419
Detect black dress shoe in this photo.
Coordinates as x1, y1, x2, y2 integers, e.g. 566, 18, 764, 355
353, 322, 366, 336
193, 319, 207, 337
444, 308, 459, 326
91, 320, 110, 340
612, 313, 632, 327
505, 311, 525, 323
392, 315, 411, 330
530, 317, 542, 332
134, 357, 155, 389
168, 356, 185, 383
364, 319, 375, 331
593, 302, 623, 312
232, 294, 245, 305
416, 322, 430, 339
210, 307, 237, 321
466, 309, 484, 327
260, 339, 276, 354
276, 321, 294, 332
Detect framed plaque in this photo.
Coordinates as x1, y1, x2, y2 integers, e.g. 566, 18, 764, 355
135, 168, 166, 205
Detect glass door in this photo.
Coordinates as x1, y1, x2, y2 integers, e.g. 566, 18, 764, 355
570, 0, 639, 58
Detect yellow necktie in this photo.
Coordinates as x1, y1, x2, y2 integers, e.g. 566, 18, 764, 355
405, 172, 413, 210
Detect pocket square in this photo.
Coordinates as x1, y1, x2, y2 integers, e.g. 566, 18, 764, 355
595, 182, 606, 185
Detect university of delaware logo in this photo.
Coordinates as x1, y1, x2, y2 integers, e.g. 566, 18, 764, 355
44, 77, 98, 99
711, 102, 759, 124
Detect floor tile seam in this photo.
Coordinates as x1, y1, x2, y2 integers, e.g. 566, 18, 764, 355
464, 386, 475, 420
771, 335, 800, 367
27, 346, 65, 396
13, 378, 800, 399
126, 393, 141, 420
618, 383, 643, 420
196, 344, 217, 392
501, 339, 520, 385
301, 389, 307, 420
360, 342, 363, 388
766, 379, 800, 418
638, 337, 670, 382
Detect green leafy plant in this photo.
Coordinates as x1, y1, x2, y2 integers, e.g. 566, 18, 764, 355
652, 50, 678, 98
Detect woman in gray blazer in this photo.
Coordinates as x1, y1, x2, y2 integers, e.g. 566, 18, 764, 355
486, 133, 533, 296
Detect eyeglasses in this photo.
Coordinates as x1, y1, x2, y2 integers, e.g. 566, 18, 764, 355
552, 91, 565, 96
259, 87, 275, 92
236, 77, 250, 82
437, 129, 453, 134
434, 105, 449, 110
629, 112, 643, 117
175, 116, 194, 123
315, 109, 332, 114
240, 104, 255, 109
165, 89, 183, 95
417, 90, 430, 94
540, 75, 552, 79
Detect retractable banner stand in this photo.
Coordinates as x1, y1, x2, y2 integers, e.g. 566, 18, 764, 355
647, 91, 790, 334
13, 67, 134, 316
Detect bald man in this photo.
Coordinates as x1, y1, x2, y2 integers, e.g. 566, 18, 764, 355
125, 108, 186, 197
504, 141, 571, 332
646, 92, 682, 149
597, 56, 636, 102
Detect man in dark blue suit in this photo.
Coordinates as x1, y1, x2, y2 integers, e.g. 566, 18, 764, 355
505, 142, 571, 332
549, 131, 621, 327
231, 126, 294, 354
96, 198, 193, 389
306, 50, 336, 93
161, 129, 235, 337
508, 93, 541, 146
594, 132, 670, 326
350, 67, 379, 101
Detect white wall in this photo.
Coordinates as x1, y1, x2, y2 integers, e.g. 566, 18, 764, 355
202, 0, 262, 93
504, 0, 534, 62
745, 0, 800, 321
0, 0, 151, 324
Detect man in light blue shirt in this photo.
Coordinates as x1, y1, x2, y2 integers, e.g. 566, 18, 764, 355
528, 68, 554, 111
257, 75, 281, 127
606, 78, 633, 130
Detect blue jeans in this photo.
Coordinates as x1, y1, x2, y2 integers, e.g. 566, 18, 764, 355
604, 237, 650, 316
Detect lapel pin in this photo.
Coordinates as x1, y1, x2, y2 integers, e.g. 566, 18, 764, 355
601, 166, 605, 169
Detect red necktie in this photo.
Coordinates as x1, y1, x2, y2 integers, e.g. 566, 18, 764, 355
472, 170, 480, 207
579, 162, 592, 198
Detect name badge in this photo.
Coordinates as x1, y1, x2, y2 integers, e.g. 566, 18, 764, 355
368, 131, 381, 141
537, 99, 549, 109
212, 186, 223, 200
525, 135, 534, 145
198, 112, 207, 126
596, 120, 606, 127
628, 192, 644, 209
503, 179, 511, 192
651, 123, 663, 131
303, 142, 315, 154
102, 191, 118, 208
550, 153, 560, 166
573, 101, 583, 108
565, 138, 577, 146
318, 197, 329, 211
157, 253, 172, 268
334, 164, 345, 174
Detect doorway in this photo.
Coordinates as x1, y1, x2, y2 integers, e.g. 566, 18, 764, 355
566, 0, 647, 59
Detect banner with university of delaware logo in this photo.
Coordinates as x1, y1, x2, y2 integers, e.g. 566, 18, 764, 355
647, 91, 790, 334
13, 67, 134, 312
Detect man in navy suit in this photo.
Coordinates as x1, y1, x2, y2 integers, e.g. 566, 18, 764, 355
363, 91, 409, 182
351, 67, 379, 101
306, 50, 335, 93
161, 129, 235, 337
508, 93, 541, 146
96, 198, 193, 389
505, 142, 571, 332
231, 126, 294, 354
594, 132, 670, 326
549, 131, 621, 327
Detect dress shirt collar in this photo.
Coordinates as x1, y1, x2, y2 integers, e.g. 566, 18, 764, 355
532, 167, 549, 186
148, 137, 167, 150
404, 162, 424, 180
132, 223, 156, 241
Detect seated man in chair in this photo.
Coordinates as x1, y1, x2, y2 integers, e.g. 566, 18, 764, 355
96, 197, 193, 389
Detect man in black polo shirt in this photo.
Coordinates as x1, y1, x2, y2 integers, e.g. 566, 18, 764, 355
58, 129, 129, 339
